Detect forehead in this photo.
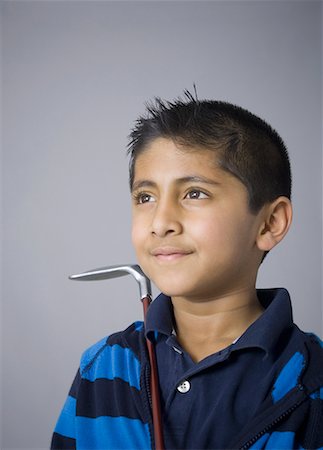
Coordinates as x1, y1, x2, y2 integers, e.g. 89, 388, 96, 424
134, 137, 222, 177
133, 137, 249, 193
132, 138, 250, 199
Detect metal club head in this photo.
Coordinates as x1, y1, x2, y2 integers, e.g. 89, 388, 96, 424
69, 264, 151, 300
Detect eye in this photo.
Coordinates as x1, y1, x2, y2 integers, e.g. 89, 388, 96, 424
133, 192, 155, 204
185, 189, 209, 200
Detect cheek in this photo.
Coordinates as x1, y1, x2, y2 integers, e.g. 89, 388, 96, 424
131, 217, 146, 251
131, 225, 139, 250
190, 215, 224, 244
219, 213, 258, 253
192, 213, 244, 251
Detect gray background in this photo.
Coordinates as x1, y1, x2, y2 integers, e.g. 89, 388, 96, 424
1, 1, 322, 448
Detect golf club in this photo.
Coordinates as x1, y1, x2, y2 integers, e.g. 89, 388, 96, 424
69, 264, 165, 450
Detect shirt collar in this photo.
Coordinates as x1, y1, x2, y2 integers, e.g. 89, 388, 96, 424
145, 293, 174, 337
145, 288, 294, 356
232, 288, 293, 355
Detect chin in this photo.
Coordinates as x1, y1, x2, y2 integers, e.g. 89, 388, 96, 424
151, 281, 175, 296
152, 279, 195, 298
141, 265, 203, 297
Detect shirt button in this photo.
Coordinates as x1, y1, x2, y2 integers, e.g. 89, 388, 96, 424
177, 380, 191, 393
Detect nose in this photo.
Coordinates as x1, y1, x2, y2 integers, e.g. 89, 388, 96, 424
151, 199, 183, 237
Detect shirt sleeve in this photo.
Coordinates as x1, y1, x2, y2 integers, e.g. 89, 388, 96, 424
50, 370, 81, 450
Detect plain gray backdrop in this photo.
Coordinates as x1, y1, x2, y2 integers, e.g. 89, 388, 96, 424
1, 1, 322, 448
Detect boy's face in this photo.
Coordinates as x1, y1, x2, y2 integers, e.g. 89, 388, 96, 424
131, 138, 265, 302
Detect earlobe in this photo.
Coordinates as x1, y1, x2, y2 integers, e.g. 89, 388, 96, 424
257, 197, 293, 252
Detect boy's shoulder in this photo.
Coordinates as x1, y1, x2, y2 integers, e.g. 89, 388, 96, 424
289, 324, 322, 350
297, 330, 323, 390
288, 325, 322, 363
273, 324, 323, 399
78, 321, 146, 388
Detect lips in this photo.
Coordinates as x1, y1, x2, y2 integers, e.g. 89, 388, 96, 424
151, 246, 192, 261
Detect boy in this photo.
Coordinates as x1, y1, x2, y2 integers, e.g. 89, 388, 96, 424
51, 91, 323, 449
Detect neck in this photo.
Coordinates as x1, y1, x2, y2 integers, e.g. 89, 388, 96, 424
172, 288, 264, 363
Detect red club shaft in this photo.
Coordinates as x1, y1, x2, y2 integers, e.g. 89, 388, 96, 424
142, 296, 165, 450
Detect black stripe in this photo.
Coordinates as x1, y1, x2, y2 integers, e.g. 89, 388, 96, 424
77, 377, 147, 422
69, 370, 81, 398
51, 432, 76, 450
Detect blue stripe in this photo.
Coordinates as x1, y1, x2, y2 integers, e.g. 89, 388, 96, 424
250, 432, 302, 449
265, 431, 296, 448
310, 386, 323, 399
264, 431, 298, 449
134, 321, 144, 331
81, 344, 141, 390
81, 336, 109, 368
54, 396, 76, 439
249, 433, 269, 449
76, 416, 151, 449
272, 352, 305, 403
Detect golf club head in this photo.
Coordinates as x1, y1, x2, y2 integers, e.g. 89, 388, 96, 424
69, 264, 151, 300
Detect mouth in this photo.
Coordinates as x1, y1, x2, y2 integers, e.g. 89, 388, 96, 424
151, 247, 193, 262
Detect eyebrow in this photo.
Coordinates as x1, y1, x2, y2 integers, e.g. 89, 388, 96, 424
132, 175, 221, 192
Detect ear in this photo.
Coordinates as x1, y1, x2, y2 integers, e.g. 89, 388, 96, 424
257, 197, 293, 252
